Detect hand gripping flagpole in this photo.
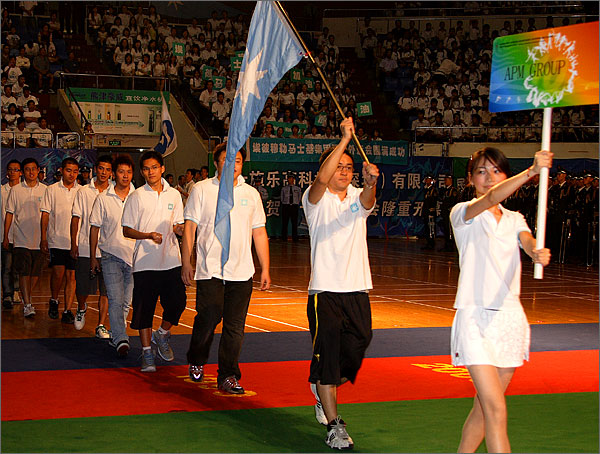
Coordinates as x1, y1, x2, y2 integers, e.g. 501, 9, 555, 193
274, 1, 370, 165
534, 107, 552, 279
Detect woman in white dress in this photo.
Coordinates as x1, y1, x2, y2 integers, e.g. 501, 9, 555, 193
450, 147, 552, 453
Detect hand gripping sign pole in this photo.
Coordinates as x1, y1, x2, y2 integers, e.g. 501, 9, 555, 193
489, 21, 599, 279
274, 1, 370, 165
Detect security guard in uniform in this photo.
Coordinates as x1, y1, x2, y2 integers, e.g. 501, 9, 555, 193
439, 175, 458, 251
421, 175, 438, 250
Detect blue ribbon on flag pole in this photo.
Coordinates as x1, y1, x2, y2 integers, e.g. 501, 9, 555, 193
215, 1, 304, 269
154, 94, 177, 157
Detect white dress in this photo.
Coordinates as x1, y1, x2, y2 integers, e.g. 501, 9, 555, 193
450, 201, 532, 368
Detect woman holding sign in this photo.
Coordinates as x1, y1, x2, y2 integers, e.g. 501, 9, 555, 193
450, 147, 552, 453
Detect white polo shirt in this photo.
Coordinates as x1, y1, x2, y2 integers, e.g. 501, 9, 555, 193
302, 185, 373, 293
450, 201, 531, 310
72, 179, 108, 258
90, 182, 136, 266
40, 180, 80, 250
121, 179, 184, 273
184, 175, 266, 281
5, 181, 46, 249
2, 182, 16, 243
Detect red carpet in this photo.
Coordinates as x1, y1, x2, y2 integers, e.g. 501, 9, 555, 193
2, 350, 597, 421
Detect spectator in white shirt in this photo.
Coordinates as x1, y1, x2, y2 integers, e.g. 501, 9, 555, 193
23, 99, 41, 130
32, 117, 52, 147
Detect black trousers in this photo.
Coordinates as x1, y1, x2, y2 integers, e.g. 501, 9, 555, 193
187, 277, 253, 384
281, 203, 299, 241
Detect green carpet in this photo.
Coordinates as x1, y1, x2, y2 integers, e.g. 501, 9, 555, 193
2, 393, 597, 453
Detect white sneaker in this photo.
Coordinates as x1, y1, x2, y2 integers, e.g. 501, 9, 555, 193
24, 304, 36, 317
74, 304, 87, 330
325, 417, 354, 450
95, 324, 111, 339
310, 383, 328, 425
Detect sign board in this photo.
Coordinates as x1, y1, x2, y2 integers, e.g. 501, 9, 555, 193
67, 88, 168, 136
490, 21, 599, 112
357, 101, 373, 117
230, 57, 243, 71
172, 42, 186, 57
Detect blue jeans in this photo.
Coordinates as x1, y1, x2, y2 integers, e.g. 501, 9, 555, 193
101, 251, 132, 345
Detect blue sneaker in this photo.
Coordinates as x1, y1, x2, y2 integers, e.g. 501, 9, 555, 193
140, 350, 156, 372
152, 329, 174, 361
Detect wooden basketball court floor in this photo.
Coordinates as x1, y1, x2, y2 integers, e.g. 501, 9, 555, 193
2, 238, 597, 342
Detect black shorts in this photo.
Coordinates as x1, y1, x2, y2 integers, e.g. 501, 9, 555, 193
75, 257, 107, 296
131, 267, 187, 330
307, 291, 372, 385
13, 248, 45, 277
49, 248, 77, 270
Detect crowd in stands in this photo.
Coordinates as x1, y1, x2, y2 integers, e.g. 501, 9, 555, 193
3, 3, 598, 148
1, 3, 69, 148
360, 14, 600, 142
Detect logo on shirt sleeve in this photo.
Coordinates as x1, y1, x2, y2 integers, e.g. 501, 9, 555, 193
241, 199, 248, 206
168, 203, 174, 210
350, 202, 359, 213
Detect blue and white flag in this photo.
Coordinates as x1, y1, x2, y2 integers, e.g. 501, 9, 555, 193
215, 1, 304, 268
154, 94, 177, 157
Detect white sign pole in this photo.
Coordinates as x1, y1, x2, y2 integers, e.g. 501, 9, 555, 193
534, 107, 552, 279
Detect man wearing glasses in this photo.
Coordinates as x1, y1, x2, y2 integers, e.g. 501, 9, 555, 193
122, 151, 186, 372
302, 117, 380, 450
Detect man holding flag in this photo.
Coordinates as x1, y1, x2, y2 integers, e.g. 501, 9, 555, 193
304, 117, 379, 450
181, 1, 300, 393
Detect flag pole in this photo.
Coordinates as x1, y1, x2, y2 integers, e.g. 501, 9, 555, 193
534, 107, 552, 279
274, 1, 370, 165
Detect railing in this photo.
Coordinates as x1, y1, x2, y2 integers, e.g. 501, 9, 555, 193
414, 125, 599, 143
59, 72, 170, 92
323, 3, 586, 18
1, 130, 54, 148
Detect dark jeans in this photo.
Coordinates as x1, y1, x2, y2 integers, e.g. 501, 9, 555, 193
281, 203, 299, 241
1, 244, 16, 299
187, 277, 253, 384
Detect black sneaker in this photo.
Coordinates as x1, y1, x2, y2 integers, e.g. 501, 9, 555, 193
48, 299, 59, 319
61, 310, 75, 324
188, 364, 204, 382
116, 340, 130, 358
2, 297, 13, 310
218, 376, 244, 394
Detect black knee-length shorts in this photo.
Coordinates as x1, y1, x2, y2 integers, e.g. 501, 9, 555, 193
307, 291, 372, 386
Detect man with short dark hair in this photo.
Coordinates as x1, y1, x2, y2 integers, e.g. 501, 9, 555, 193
4, 158, 47, 317
41, 157, 80, 321
70, 155, 113, 337
181, 143, 271, 394
90, 154, 136, 357
302, 117, 379, 449
2, 159, 22, 309
122, 151, 186, 372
